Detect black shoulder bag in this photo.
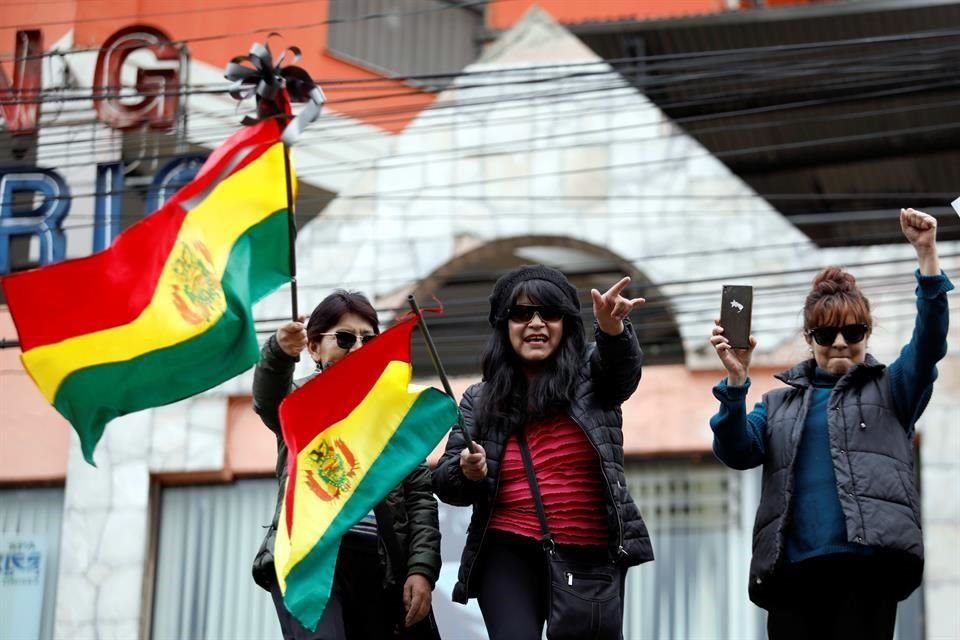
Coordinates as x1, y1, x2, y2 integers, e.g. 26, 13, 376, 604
516, 429, 624, 640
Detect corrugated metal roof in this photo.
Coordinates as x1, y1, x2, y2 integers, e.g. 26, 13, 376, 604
573, 1, 960, 246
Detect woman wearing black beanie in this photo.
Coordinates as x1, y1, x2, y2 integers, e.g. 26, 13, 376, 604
433, 265, 653, 640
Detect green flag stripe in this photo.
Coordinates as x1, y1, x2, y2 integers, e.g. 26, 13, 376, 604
282, 387, 457, 630
53, 210, 290, 464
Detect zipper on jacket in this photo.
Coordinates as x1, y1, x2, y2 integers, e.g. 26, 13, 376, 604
565, 570, 614, 586
835, 391, 867, 542
773, 388, 811, 569
569, 412, 625, 560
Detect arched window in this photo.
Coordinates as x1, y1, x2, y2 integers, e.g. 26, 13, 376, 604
403, 235, 684, 377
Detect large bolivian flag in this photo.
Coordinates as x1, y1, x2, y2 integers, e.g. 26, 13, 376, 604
1, 119, 293, 464
274, 314, 457, 631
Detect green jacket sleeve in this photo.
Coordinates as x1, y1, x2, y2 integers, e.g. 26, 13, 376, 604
402, 463, 442, 586
252, 335, 297, 436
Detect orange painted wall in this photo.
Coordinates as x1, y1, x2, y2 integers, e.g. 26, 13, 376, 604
743, 0, 824, 7
0, 308, 70, 484
226, 395, 279, 476
71, 0, 432, 134
487, 0, 726, 30
1, 0, 432, 134
0, 0, 75, 84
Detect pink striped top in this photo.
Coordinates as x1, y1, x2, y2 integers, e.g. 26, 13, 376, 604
489, 415, 609, 546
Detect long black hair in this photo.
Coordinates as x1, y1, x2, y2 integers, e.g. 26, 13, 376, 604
475, 278, 586, 433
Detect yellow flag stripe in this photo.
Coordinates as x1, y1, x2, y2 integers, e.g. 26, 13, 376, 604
274, 483, 291, 593
281, 360, 422, 574
22, 143, 289, 402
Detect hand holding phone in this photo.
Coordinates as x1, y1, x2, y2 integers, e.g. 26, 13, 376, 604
719, 285, 753, 349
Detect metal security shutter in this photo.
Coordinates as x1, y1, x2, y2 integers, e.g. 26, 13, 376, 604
327, 0, 481, 88
150, 479, 280, 640
623, 461, 764, 640
0, 487, 65, 640
623, 460, 923, 640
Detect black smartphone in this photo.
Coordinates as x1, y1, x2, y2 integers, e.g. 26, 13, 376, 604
719, 285, 753, 349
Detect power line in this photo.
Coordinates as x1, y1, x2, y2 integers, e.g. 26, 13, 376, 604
253, 297, 960, 342
17, 51, 960, 147
7, 300, 957, 364
311, 117, 960, 197
253, 271, 925, 328
49, 206, 958, 230
0, 0, 502, 62
4, 18, 960, 67
14, 48, 959, 119
14, 34, 960, 103
18, 87, 960, 200
357, 250, 958, 298
23, 74, 960, 171
0, 0, 343, 29
293, 121, 960, 181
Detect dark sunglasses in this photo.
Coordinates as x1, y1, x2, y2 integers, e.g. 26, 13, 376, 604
319, 331, 377, 350
506, 304, 565, 323
806, 323, 869, 346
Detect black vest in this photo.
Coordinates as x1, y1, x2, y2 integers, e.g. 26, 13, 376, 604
749, 355, 923, 608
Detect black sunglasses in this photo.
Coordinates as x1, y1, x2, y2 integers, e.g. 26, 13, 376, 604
506, 304, 565, 323
806, 323, 869, 346
319, 331, 377, 350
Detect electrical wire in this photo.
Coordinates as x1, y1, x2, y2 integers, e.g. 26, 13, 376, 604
0, 0, 503, 61
15, 39, 960, 146
4, 17, 960, 66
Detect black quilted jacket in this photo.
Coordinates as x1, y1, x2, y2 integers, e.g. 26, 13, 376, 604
432, 322, 653, 604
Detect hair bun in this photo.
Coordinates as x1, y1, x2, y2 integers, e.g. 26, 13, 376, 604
811, 266, 857, 295
804, 266, 871, 331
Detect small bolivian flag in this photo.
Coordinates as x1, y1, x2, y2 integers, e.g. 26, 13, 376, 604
274, 314, 457, 631
1, 119, 293, 464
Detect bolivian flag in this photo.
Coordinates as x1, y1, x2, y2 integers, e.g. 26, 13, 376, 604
274, 314, 457, 630
1, 119, 293, 464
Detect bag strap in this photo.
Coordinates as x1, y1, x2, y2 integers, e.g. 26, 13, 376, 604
516, 429, 555, 552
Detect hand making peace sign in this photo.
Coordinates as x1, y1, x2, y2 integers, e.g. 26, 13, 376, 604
591, 276, 646, 336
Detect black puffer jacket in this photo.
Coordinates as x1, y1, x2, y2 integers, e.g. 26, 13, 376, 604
432, 322, 653, 604
250, 336, 441, 592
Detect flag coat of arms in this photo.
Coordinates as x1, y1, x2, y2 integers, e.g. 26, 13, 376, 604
1, 119, 293, 464
274, 314, 457, 631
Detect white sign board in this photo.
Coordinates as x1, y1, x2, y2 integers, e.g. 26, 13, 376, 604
0, 536, 47, 640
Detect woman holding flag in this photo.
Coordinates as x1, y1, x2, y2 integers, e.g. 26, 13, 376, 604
433, 265, 653, 640
251, 290, 442, 640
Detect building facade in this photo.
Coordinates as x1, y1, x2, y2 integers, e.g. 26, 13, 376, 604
1, 2, 958, 639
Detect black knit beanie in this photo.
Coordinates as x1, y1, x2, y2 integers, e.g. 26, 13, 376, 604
487, 265, 580, 327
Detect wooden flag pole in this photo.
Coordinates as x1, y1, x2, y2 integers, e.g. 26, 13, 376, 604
407, 295, 476, 452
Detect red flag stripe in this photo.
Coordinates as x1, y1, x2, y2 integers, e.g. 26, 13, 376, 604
279, 315, 419, 459
278, 314, 420, 535
1, 120, 282, 352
